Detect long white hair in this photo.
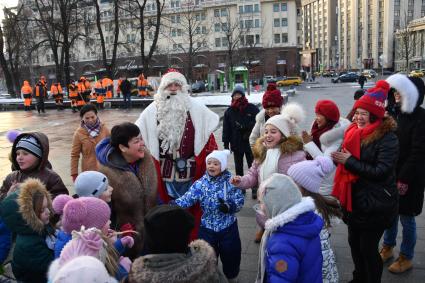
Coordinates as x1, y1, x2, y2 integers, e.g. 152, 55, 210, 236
155, 88, 190, 154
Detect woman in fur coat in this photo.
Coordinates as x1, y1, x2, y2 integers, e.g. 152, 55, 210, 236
302, 100, 350, 195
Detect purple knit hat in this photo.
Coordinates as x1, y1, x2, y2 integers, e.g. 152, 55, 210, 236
287, 156, 334, 193
61, 197, 111, 234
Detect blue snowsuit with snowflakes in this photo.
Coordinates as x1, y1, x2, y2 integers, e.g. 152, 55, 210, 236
175, 170, 244, 279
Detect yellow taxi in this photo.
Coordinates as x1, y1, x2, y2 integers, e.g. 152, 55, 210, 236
276, 77, 303, 87
409, 70, 424, 78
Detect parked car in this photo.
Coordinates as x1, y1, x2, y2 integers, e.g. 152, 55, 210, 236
276, 77, 302, 86
332, 72, 359, 83
362, 69, 377, 79
191, 81, 207, 93
383, 70, 394, 75
409, 70, 424, 78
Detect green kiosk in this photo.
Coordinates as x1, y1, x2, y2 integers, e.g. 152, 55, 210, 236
229, 66, 249, 90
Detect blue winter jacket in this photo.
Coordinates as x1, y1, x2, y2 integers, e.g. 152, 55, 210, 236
265, 210, 323, 283
0, 218, 12, 264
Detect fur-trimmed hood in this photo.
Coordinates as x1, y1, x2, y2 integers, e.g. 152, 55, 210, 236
0, 178, 52, 235
320, 118, 350, 148
386, 74, 424, 113
362, 116, 397, 146
253, 135, 304, 162
12, 132, 50, 171
129, 239, 226, 283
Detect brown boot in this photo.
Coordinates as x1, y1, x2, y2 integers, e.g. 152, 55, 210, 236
254, 229, 264, 243
388, 254, 413, 273
379, 245, 394, 262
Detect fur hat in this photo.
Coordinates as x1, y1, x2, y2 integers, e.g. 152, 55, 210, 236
206, 150, 230, 172
259, 173, 302, 218
158, 69, 188, 94
262, 83, 283, 108
231, 85, 245, 97
143, 205, 194, 254
74, 171, 109, 198
48, 256, 117, 283
15, 135, 43, 158
287, 156, 334, 193
265, 103, 305, 137
60, 197, 111, 234
386, 73, 425, 113
353, 80, 389, 118
315, 100, 340, 122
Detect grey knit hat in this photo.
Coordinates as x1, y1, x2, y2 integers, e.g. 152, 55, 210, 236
74, 171, 109, 198
16, 135, 42, 158
260, 173, 302, 218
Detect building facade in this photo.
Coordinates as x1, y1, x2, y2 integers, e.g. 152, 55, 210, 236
394, 17, 425, 70
18, 0, 302, 83
300, 0, 338, 72
336, 0, 425, 71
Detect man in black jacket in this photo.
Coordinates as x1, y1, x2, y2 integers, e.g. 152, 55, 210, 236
381, 74, 425, 273
223, 85, 259, 198
120, 75, 133, 109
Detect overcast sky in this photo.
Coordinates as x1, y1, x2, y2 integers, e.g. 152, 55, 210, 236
0, 0, 19, 22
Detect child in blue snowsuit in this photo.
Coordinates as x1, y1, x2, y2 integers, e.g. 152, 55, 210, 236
175, 150, 244, 281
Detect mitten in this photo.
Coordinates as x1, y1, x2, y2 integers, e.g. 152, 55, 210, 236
119, 256, 132, 272
218, 198, 230, 213
120, 236, 134, 248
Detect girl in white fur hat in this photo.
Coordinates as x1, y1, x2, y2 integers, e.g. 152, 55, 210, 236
231, 103, 307, 242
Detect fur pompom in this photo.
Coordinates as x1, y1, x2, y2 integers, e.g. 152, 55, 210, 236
6, 129, 21, 143
281, 103, 305, 125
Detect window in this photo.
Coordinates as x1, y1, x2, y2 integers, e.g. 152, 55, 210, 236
274, 33, 281, 43
394, 10, 400, 16
202, 26, 207, 34
196, 26, 201, 34
214, 9, 220, 17
195, 13, 200, 21
215, 38, 221, 47
281, 3, 287, 11
281, 18, 288, 26
172, 29, 177, 37
148, 31, 153, 40
255, 19, 260, 28
239, 6, 243, 14
221, 8, 228, 17
274, 18, 280, 27
240, 20, 243, 29
222, 37, 228, 47
273, 3, 279, 12
282, 33, 288, 43
177, 29, 182, 36
215, 23, 220, 32
46, 54, 50, 62
176, 15, 180, 23
408, 10, 413, 17
408, 0, 414, 5
254, 4, 259, 12
201, 12, 206, 20
245, 19, 253, 28
246, 35, 254, 45
221, 23, 228, 32
255, 34, 260, 44
394, 0, 400, 5
244, 5, 253, 13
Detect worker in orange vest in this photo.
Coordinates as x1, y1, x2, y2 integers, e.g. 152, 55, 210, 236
21, 81, 33, 111
137, 74, 148, 97
77, 77, 87, 109
79, 76, 92, 102
102, 76, 113, 99
33, 75, 47, 114
94, 79, 106, 109
68, 81, 79, 113
116, 78, 122, 98
50, 82, 64, 110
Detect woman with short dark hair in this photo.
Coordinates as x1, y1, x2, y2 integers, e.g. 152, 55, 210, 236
70, 104, 110, 182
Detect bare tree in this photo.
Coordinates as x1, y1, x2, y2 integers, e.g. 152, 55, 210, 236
396, 12, 416, 72
0, 22, 15, 95
162, 0, 210, 83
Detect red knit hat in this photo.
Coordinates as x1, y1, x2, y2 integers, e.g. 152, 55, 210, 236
315, 100, 340, 122
262, 83, 283, 108
354, 80, 389, 118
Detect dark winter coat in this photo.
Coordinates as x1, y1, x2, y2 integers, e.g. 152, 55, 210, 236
96, 137, 158, 259
0, 179, 54, 283
120, 79, 132, 95
223, 103, 259, 152
344, 117, 399, 229
0, 132, 69, 201
358, 75, 367, 85
0, 218, 11, 264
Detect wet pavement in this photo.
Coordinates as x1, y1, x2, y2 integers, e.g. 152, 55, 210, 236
1, 81, 425, 282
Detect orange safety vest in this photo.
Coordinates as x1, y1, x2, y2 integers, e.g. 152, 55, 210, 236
137, 75, 148, 96
21, 81, 33, 106
34, 81, 47, 97
94, 81, 105, 103
102, 78, 113, 98
69, 84, 78, 98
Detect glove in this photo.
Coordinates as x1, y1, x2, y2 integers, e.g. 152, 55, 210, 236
218, 198, 230, 214
397, 181, 409, 196
120, 236, 134, 248
120, 223, 136, 238
71, 174, 78, 183
119, 256, 132, 272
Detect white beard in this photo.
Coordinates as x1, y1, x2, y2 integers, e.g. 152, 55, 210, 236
155, 89, 190, 154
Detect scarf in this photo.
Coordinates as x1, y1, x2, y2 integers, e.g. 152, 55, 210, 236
82, 117, 101, 138
332, 120, 382, 212
259, 148, 281, 183
311, 120, 337, 149
230, 96, 249, 113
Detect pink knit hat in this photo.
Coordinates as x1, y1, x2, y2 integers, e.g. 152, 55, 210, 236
52, 194, 73, 215
287, 156, 334, 193
61, 197, 111, 234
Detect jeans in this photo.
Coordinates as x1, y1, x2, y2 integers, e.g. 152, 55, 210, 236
123, 92, 132, 109
199, 221, 241, 279
383, 214, 416, 260
348, 225, 385, 283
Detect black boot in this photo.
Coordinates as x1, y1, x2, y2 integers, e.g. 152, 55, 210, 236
252, 188, 257, 200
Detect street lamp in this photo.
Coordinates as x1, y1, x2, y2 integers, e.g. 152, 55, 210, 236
379, 54, 385, 76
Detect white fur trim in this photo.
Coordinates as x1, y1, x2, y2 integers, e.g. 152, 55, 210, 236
386, 73, 419, 113
281, 102, 305, 125
255, 109, 266, 123
135, 97, 219, 160
264, 197, 316, 232
320, 118, 350, 148
47, 259, 61, 282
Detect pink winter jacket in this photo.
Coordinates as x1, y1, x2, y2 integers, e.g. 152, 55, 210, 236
238, 150, 306, 189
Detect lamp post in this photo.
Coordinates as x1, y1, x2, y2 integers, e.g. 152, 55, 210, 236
379, 54, 385, 77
